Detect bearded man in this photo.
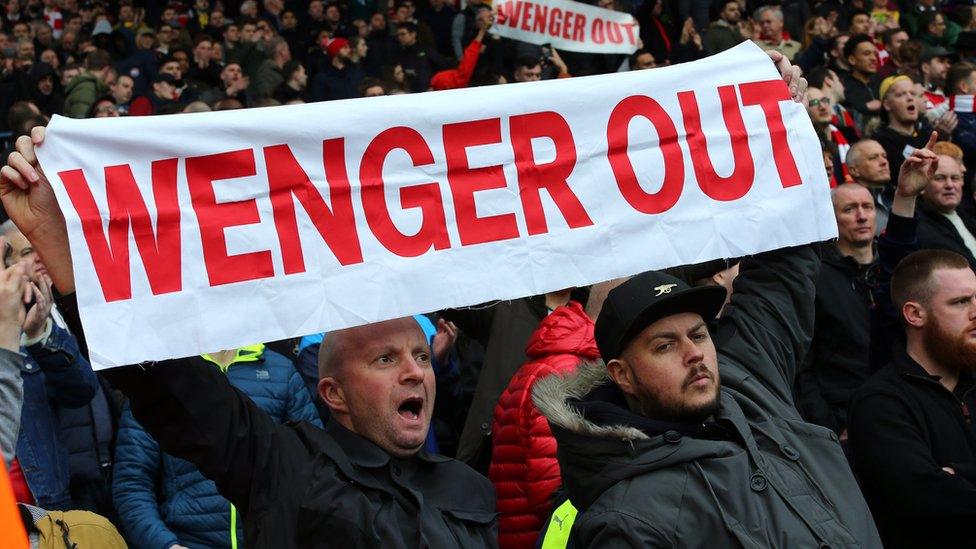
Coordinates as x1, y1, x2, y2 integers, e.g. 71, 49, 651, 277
848, 144, 976, 547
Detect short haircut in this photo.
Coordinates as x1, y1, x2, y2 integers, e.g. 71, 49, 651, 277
281, 59, 302, 81
880, 27, 907, 47
398, 21, 417, 34
805, 66, 830, 89
844, 34, 874, 60
755, 6, 782, 20
359, 76, 386, 95
629, 48, 652, 66
845, 138, 879, 168
947, 62, 976, 95
848, 9, 870, 21
84, 48, 111, 71
891, 250, 971, 313
932, 140, 964, 161
514, 54, 541, 70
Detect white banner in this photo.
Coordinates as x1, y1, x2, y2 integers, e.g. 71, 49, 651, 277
36, 42, 834, 370
491, 0, 639, 54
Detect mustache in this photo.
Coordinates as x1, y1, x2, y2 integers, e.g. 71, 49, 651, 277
684, 363, 712, 388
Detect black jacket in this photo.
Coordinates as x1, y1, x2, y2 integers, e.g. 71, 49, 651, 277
848, 348, 976, 548
55, 295, 498, 548
873, 125, 930, 184
917, 200, 976, 269
797, 244, 876, 434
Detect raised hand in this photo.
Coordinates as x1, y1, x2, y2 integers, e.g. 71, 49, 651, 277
431, 318, 458, 366
897, 131, 939, 198
0, 127, 74, 294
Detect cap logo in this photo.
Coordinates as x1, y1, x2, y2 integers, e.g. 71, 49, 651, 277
654, 283, 678, 297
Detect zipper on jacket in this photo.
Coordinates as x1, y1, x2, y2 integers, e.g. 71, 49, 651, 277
905, 373, 975, 425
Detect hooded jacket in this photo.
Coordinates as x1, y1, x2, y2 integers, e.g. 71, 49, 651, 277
63, 73, 107, 119
489, 301, 598, 549
534, 246, 883, 548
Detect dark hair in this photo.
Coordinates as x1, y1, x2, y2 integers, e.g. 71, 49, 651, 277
947, 62, 976, 95
358, 77, 385, 96
920, 11, 944, 33
397, 21, 417, 34
281, 59, 303, 81
950, 5, 975, 28
892, 250, 971, 316
880, 27, 906, 48
805, 66, 830, 89
514, 54, 541, 70
843, 34, 874, 60
83, 48, 111, 70
898, 39, 924, 67
848, 9, 870, 22
629, 48, 652, 67
193, 34, 213, 46
828, 32, 850, 57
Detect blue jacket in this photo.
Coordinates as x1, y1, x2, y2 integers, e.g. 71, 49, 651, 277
113, 345, 322, 549
16, 321, 98, 510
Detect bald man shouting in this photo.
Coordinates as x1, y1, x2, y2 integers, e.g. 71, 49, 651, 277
0, 122, 496, 544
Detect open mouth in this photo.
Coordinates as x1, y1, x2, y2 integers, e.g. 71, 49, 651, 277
397, 397, 423, 420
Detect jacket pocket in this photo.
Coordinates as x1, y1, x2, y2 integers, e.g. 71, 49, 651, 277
440, 508, 498, 548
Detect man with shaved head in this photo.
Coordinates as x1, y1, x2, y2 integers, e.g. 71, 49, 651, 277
91, 312, 496, 547
797, 183, 878, 437
847, 138, 893, 233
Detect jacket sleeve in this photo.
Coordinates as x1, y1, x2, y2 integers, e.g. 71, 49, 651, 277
871, 213, 918, 372
29, 322, 97, 408
714, 244, 820, 404
795, 351, 842, 434
848, 390, 976, 523
440, 305, 496, 347
283, 366, 323, 428
0, 348, 24, 463
57, 292, 309, 517
113, 404, 181, 549
522, 366, 565, 516
574, 510, 670, 548
952, 114, 976, 156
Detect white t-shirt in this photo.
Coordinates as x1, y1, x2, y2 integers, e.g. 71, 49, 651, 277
942, 210, 976, 258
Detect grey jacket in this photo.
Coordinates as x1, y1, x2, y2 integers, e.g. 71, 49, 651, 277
535, 245, 883, 548
0, 347, 24, 462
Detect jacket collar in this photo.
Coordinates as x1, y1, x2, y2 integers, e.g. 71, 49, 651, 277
892, 346, 976, 395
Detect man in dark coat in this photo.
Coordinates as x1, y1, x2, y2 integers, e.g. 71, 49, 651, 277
849, 136, 976, 547
0, 129, 497, 548
917, 152, 976, 269
797, 183, 877, 436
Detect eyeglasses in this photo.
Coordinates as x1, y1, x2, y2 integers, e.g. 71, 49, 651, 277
808, 97, 831, 107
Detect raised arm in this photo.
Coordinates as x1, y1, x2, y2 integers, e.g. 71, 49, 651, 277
1, 130, 308, 516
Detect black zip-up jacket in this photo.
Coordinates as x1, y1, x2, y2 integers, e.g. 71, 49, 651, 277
848, 349, 976, 548
917, 200, 976, 270
851, 211, 976, 548
797, 244, 876, 434
56, 294, 498, 548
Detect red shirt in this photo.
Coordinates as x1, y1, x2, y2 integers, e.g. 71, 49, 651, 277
7, 458, 34, 505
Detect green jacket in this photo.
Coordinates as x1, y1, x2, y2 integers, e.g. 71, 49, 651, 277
535, 245, 883, 548
63, 73, 107, 119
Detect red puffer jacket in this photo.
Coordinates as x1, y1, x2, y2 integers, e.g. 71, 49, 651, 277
488, 301, 599, 549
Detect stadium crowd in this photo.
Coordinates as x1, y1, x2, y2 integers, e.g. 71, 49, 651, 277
4, 0, 976, 547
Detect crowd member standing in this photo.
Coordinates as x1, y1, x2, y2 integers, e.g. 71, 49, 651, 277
849, 136, 976, 548
113, 344, 321, 548
489, 301, 598, 549
797, 183, 877, 437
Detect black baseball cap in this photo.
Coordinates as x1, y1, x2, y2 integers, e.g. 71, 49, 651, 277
920, 45, 956, 63
595, 270, 727, 362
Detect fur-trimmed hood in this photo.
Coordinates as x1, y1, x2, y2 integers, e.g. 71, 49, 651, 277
532, 362, 738, 512
532, 361, 648, 442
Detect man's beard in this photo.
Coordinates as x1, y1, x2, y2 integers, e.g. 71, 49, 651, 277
636, 364, 722, 424
924, 317, 976, 373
